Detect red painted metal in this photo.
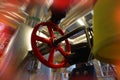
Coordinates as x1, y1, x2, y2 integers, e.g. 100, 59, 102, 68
31, 22, 70, 68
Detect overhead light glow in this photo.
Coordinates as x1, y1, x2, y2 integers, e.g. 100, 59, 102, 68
77, 18, 85, 26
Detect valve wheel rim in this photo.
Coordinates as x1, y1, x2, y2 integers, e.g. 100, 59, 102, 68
31, 22, 70, 68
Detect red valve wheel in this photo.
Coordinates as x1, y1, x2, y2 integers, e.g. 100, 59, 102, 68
31, 22, 70, 68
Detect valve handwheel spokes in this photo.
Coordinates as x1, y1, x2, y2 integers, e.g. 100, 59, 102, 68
31, 21, 70, 68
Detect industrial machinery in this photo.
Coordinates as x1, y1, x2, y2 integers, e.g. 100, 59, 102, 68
0, 0, 119, 80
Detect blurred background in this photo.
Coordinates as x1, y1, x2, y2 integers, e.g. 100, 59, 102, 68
0, 0, 119, 80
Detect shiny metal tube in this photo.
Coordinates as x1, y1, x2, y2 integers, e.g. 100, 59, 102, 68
25, 0, 50, 21
60, 0, 96, 30
0, 24, 33, 80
